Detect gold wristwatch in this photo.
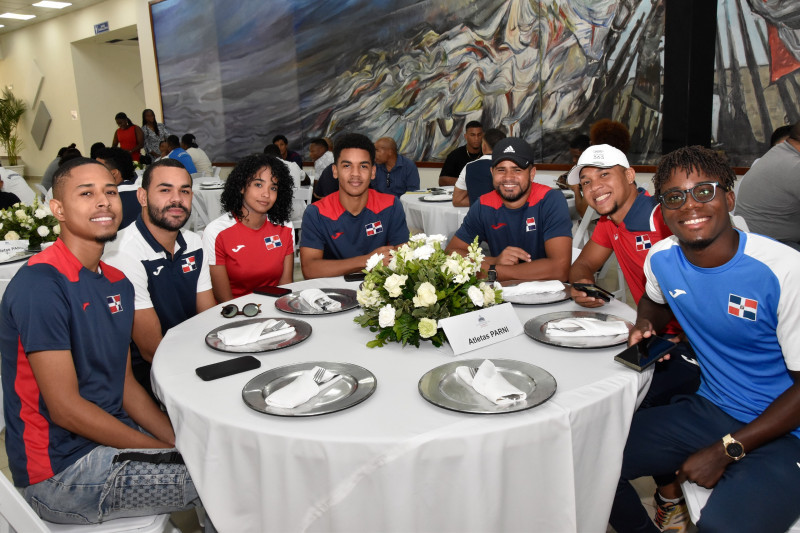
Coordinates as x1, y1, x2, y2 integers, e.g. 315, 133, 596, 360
722, 433, 745, 461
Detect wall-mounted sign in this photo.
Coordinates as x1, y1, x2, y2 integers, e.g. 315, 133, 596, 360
94, 21, 109, 34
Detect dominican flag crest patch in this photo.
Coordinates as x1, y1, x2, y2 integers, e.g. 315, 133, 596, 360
106, 294, 123, 314
525, 217, 536, 232
366, 221, 383, 236
636, 235, 652, 251
264, 235, 282, 250
182, 256, 196, 273
728, 294, 758, 321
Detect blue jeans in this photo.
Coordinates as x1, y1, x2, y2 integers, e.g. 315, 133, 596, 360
23, 445, 201, 525
609, 394, 800, 533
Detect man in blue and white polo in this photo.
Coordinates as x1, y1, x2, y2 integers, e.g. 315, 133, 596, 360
104, 158, 215, 396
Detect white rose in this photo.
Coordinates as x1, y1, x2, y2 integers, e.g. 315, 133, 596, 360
468, 285, 485, 307
481, 282, 496, 305
37, 226, 50, 237
395, 243, 411, 260
441, 258, 461, 276
378, 304, 396, 328
412, 244, 435, 260
412, 282, 438, 307
383, 274, 408, 297
4, 231, 20, 241
425, 234, 446, 245
409, 233, 428, 242
356, 288, 382, 308
365, 253, 384, 271
387, 256, 397, 270
34, 209, 47, 219
14, 209, 26, 219
53, 224, 61, 235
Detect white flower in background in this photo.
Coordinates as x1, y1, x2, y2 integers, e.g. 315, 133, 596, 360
418, 317, 438, 338
54, 224, 61, 235
412, 244, 435, 260
425, 234, 446, 245
4, 231, 20, 241
378, 304, 396, 327
365, 253, 384, 271
34, 209, 47, 219
394, 243, 411, 261
383, 274, 408, 297
409, 233, 428, 242
413, 282, 438, 307
356, 288, 382, 308
37, 226, 50, 237
480, 282, 496, 305
0, 222, 3, 230
467, 285, 485, 307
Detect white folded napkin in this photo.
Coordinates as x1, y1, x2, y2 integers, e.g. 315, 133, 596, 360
264, 366, 344, 408
546, 317, 629, 337
501, 280, 565, 298
299, 289, 341, 311
216, 319, 295, 346
455, 360, 527, 406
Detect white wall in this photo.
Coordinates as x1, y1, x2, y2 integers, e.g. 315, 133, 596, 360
0, 0, 161, 178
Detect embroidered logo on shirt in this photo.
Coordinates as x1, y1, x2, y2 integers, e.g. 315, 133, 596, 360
366, 221, 383, 236
106, 294, 123, 314
635, 235, 652, 251
728, 294, 758, 321
232, 245, 245, 253
264, 236, 282, 250
182, 256, 197, 273
668, 289, 686, 298
332, 232, 343, 240
491, 223, 507, 230
82, 302, 91, 311
152, 265, 164, 276
525, 217, 536, 232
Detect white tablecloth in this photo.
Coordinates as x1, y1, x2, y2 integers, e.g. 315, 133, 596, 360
151, 277, 651, 533
399, 194, 470, 242
190, 185, 225, 231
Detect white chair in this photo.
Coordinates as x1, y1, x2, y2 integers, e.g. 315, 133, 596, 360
0, 471, 177, 533
731, 214, 750, 232
682, 481, 800, 532
211, 166, 221, 178
33, 184, 48, 203
572, 206, 600, 248
291, 186, 314, 264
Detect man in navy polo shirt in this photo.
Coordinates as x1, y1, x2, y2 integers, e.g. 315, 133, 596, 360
373, 137, 420, 196
104, 158, 215, 396
0, 158, 205, 525
300, 133, 409, 279
446, 137, 572, 281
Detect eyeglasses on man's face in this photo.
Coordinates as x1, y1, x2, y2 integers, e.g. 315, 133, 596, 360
220, 303, 261, 318
658, 181, 727, 210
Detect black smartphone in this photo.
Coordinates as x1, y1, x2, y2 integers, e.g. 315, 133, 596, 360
572, 282, 615, 302
196, 356, 261, 381
253, 285, 292, 297
344, 272, 366, 282
614, 336, 677, 372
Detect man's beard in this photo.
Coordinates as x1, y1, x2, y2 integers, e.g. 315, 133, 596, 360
95, 233, 117, 244
148, 202, 190, 231
495, 182, 530, 203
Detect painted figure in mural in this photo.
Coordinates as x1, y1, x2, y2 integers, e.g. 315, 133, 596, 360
735, 121, 800, 251
438, 121, 484, 186
373, 137, 420, 196
610, 145, 800, 533
452, 127, 506, 207
299, 133, 409, 279
446, 138, 572, 282
272, 135, 304, 167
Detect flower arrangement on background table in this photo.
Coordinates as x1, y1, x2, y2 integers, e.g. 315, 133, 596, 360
0, 197, 60, 249
355, 234, 502, 348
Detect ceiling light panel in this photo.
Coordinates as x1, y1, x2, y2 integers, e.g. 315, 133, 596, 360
33, 1, 72, 8
0, 13, 36, 19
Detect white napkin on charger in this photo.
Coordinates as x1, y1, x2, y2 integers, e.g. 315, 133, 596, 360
455, 360, 527, 406
501, 280, 565, 298
264, 366, 344, 408
299, 289, 341, 311
216, 319, 295, 346
546, 317, 629, 337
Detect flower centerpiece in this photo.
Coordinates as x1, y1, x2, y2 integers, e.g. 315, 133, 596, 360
354, 234, 502, 348
0, 197, 61, 249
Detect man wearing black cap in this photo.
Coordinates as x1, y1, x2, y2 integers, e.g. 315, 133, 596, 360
445, 137, 572, 281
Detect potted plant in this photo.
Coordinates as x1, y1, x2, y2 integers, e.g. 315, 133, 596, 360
0, 87, 26, 169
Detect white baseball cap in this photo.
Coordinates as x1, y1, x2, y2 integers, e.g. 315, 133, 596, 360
566, 144, 630, 185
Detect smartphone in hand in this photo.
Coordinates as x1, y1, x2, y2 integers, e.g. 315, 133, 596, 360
614, 336, 677, 372
572, 282, 615, 302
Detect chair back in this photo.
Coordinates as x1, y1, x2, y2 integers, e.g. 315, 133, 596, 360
730, 214, 750, 232
464, 160, 494, 205
0, 472, 50, 533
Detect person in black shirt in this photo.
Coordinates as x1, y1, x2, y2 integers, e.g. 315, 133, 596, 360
439, 120, 484, 186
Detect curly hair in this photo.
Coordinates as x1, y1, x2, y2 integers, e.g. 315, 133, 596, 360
653, 146, 736, 196
221, 154, 294, 225
589, 119, 631, 154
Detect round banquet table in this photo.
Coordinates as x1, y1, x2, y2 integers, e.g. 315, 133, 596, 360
399, 193, 470, 243
151, 277, 652, 533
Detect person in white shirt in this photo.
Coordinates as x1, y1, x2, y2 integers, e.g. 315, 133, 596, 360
309, 137, 334, 180
180, 133, 213, 175
0, 164, 36, 205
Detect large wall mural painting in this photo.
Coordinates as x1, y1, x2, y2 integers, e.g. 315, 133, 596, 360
715, 0, 800, 166
152, 0, 664, 164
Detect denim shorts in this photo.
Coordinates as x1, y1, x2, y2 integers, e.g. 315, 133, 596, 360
24, 445, 200, 525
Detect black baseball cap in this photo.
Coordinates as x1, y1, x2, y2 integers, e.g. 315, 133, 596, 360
492, 138, 534, 168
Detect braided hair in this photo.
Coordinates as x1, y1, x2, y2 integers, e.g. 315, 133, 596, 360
653, 146, 736, 195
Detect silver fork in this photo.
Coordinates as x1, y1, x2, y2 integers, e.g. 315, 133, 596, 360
312, 367, 327, 384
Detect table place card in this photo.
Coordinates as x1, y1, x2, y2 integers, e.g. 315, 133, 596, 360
0, 240, 28, 256
439, 302, 523, 355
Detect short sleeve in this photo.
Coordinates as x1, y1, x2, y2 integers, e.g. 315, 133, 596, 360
454, 203, 485, 244
299, 206, 327, 250
439, 151, 460, 178
386, 199, 410, 245
405, 164, 420, 192
643, 247, 666, 304
185, 230, 212, 293
539, 191, 573, 241
591, 219, 614, 249
8, 267, 72, 352
455, 166, 467, 189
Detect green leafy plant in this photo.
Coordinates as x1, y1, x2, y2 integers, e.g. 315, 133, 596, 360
0, 197, 60, 248
0, 88, 26, 166
354, 234, 502, 348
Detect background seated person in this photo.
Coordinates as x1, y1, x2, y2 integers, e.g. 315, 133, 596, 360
96, 147, 140, 229
452, 127, 506, 207
0, 163, 36, 205
0, 173, 21, 209
446, 137, 572, 282
439, 120, 484, 186
165, 135, 197, 174
104, 159, 216, 397
312, 162, 338, 202
203, 153, 294, 303
300, 133, 409, 279
309, 137, 334, 183
372, 137, 420, 196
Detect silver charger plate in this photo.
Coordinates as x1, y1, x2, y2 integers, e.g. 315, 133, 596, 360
0, 250, 35, 264
205, 317, 312, 353
242, 361, 377, 417
498, 280, 570, 305
418, 358, 557, 414
524, 310, 632, 348
420, 194, 453, 202
275, 288, 358, 315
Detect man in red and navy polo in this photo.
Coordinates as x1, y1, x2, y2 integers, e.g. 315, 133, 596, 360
300, 133, 409, 279
446, 137, 573, 282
